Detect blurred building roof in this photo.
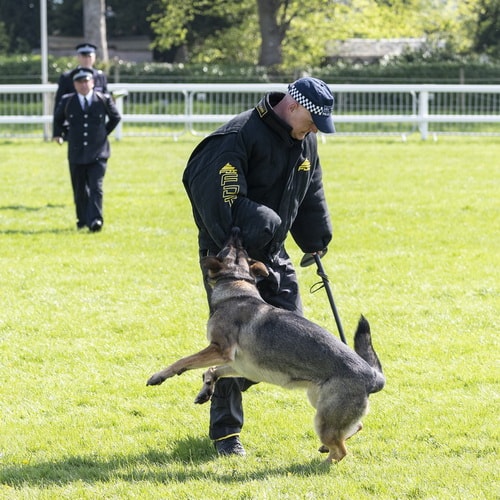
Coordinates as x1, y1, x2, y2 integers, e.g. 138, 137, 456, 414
48, 36, 153, 62
326, 38, 427, 64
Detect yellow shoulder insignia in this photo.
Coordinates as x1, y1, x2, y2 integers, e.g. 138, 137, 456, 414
298, 159, 311, 172
256, 103, 267, 117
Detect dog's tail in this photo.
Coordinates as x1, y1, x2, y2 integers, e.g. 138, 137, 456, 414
354, 315, 385, 394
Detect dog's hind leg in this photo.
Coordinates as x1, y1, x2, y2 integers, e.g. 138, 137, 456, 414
313, 384, 367, 463
318, 422, 363, 463
194, 365, 239, 404
147, 343, 232, 386
315, 408, 364, 463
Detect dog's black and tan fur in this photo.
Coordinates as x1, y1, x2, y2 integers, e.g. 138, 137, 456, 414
147, 228, 385, 463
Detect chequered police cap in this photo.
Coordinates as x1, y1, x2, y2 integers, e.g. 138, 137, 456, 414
288, 83, 333, 117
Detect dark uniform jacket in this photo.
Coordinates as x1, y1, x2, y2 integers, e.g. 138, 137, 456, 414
53, 91, 121, 165
183, 92, 333, 263
54, 67, 108, 111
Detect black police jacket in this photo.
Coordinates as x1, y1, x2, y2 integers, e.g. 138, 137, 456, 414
53, 91, 121, 165
54, 67, 108, 111
183, 92, 333, 262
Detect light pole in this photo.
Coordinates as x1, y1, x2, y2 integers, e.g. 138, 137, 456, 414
40, 0, 50, 140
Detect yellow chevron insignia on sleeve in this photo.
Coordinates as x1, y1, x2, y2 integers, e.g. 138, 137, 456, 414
298, 159, 311, 171
219, 163, 237, 175
219, 163, 239, 206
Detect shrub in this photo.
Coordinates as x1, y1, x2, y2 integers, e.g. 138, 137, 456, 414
1, 54, 500, 84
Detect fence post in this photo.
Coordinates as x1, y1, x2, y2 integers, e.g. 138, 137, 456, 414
418, 90, 429, 140
43, 90, 52, 141
112, 91, 127, 141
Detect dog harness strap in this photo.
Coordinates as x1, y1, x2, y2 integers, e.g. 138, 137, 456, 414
200, 248, 219, 258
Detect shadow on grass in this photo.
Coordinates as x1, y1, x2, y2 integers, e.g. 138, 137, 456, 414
0, 436, 331, 487
0, 228, 74, 235
0, 203, 74, 235
0, 204, 66, 212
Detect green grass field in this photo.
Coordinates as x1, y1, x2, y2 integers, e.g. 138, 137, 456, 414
0, 135, 498, 499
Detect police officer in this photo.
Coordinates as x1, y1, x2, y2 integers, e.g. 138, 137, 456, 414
183, 77, 335, 456
54, 43, 108, 111
53, 68, 121, 232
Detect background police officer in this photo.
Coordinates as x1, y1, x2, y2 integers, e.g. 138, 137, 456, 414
53, 68, 121, 232
54, 43, 108, 111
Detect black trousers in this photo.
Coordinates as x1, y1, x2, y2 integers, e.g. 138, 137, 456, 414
200, 246, 303, 441
69, 158, 106, 228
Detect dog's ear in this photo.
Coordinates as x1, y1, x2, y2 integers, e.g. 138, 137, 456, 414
249, 259, 269, 278
201, 256, 223, 273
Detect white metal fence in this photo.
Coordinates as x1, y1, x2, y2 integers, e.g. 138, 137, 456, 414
1, 83, 499, 140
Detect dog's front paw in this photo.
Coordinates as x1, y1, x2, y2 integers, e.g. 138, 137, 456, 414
146, 372, 166, 386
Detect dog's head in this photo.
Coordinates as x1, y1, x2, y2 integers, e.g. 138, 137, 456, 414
201, 227, 269, 286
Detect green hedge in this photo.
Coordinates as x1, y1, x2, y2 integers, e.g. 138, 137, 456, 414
1, 55, 500, 84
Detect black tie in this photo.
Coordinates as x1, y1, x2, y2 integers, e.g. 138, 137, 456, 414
84, 97, 89, 112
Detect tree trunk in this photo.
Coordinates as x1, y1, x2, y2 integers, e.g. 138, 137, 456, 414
83, 0, 109, 64
256, 0, 284, 67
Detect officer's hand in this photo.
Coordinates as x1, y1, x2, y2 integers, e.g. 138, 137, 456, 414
300, 248, 328, 267
315, 248, 328, 258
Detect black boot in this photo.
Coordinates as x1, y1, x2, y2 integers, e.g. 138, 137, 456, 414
214, 435, 246, 456
209, 378, 255, 456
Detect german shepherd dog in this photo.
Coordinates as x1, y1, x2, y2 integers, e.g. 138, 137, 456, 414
147, 228, 385, 463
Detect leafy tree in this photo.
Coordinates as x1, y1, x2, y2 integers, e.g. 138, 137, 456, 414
149, 0, 336, 67
49, 0, 83, 37
255, 0, 333, 67
147, 0, 487, 69
48, 0, 153, 39
0, 0, 39, 53
0, 21, 10, 52
106, 0, 154, 37
473, 0, 500, 57
148, 0, 254, 62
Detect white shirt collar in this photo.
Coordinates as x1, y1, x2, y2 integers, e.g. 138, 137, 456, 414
79, 90, 93, 107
